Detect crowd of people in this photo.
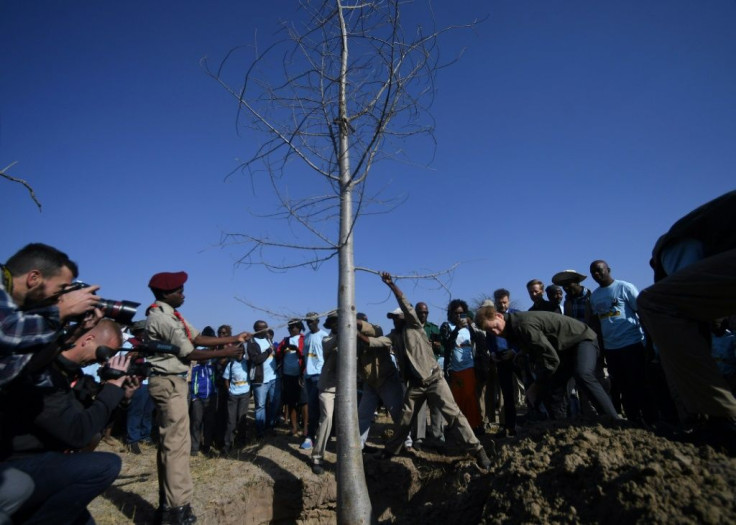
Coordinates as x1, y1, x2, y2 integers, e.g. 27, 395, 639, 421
1, 190, 734, 525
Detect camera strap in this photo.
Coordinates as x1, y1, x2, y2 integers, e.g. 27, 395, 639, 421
1, 265, 12, 295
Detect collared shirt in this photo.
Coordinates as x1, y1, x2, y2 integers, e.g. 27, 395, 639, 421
0, 275, 64, 385
318, 334, 339, 391
564, 287, 592, 325
394, 294, 443, 383
145, 301, 200, 375
361, 331, 400, 389
503, 311, 597, 377
1, 277, 63, 354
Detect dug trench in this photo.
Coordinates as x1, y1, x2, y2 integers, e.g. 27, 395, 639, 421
90, 414, 736, 524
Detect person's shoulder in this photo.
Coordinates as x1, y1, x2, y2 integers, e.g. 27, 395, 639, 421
146, 302, 172, 319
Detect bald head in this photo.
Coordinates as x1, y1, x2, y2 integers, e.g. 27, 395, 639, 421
590, 260, 613, 287
416, 302, 430, 325
63, 319, 123, 366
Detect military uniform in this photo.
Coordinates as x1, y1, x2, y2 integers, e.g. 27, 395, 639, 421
146, 295, 199, 511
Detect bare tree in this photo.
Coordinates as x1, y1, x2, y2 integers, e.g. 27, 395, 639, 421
204, 1, 477, 522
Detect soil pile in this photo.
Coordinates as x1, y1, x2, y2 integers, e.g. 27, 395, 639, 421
90, 417, 736, 524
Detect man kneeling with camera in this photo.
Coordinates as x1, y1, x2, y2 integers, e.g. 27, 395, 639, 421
0, 318, 139, 524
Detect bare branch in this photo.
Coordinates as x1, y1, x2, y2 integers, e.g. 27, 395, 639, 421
1, 162, 42, 211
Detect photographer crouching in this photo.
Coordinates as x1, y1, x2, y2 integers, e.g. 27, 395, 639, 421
1, 242, 104, 522
0, 318, 140, 524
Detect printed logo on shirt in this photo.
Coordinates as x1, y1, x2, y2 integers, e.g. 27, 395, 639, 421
594, 298, 622, 319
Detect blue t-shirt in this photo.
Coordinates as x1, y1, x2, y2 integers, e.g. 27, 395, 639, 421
304, 329, 329, 376
223, 358, 250, 395
254, 337, 278, 383
447, 324, 475, 372
590, 280, 644, 350
282, 335, 302, 376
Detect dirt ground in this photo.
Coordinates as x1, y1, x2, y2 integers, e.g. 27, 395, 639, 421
89, 413, 736, 524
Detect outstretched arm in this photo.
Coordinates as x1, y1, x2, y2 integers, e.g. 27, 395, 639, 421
381, 272, 421, 328
381, 271, 403, 301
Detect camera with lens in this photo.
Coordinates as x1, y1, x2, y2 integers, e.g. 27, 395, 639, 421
97, 341, 180, 381
61, 281, 140, 325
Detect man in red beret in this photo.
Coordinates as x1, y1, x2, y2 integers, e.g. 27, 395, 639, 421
145, 271, 251, 525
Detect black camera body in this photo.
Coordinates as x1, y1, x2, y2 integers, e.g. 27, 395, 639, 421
97, 341, 180, 381
62, 282, 140, 325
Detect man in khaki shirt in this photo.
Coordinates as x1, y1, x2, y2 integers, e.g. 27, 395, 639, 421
145, 271, 251, 525
379, 272, 492, 469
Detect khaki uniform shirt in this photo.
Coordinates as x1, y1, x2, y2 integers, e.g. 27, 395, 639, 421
318, 333, 338, 391
361, 328, 400, 390
395, 293, 441, 383
146, 301, 200, 375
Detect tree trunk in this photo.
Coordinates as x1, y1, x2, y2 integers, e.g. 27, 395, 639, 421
334, 2, 373, 523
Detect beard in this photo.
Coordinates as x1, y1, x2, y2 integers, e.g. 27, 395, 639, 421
22, 282, 51, 310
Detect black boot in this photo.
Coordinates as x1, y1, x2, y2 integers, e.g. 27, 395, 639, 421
158, 504, 197, 525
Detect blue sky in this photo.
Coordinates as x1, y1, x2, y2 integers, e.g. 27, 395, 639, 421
2, 1, 734, 336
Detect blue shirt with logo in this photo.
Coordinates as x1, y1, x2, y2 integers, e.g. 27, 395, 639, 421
590, 280, 644, 350
223, 358, 250, 395
304, 329, 328, 376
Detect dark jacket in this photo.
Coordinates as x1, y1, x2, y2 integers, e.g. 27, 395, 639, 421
0, 355, 125, 459
529, 299, 562, 314
502, 311, 597, 379
246, 338, 275, 384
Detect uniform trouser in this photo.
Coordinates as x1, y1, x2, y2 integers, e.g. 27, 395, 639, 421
7, 451, 120, 525
224, 392, 251, 448
148, 375, 193, 508
413, 399, 427, 442
311, 388, 336, 464
358, 375, 411, 447
385, 372, 481, 456
637, 248, 736, 418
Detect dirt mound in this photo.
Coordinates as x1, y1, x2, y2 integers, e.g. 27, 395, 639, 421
90, 417, 736, 524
